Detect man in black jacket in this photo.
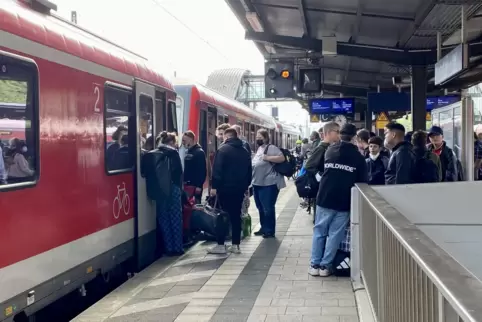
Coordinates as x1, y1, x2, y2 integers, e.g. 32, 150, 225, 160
305, 122, 340, 174
182, 131, 207, 203
208, 128, 252, 254
310, 124, 367, 277
384, 122, 416, 185
427, 126, 458, 182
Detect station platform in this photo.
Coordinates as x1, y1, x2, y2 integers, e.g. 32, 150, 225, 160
72, 182, 358, 322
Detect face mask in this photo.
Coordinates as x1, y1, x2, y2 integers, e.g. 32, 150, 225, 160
369, 153, 379, 161
21, 146, 28, 153
256, 139, 264, 146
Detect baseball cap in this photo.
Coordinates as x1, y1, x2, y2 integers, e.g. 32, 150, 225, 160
428, 126, 443, 137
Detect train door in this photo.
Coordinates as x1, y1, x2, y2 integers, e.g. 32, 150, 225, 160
134, 80, 157, 270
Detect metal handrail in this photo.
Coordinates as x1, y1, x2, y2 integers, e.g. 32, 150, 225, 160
355, 183, 482, 322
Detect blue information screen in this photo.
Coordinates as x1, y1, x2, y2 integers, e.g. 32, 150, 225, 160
309, 98, 355, 115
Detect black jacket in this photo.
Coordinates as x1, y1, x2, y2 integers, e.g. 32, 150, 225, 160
316, 141, 368, 212
385, 141, 416, 185
141, 145, 183, 200
305, 141, 330, 174
241, 139, 252, 156
428, 142, 458, 182
212, 137, 252, 193
363, 146, 390, 159
183, 144, 207, 188
366, 155, 389, 185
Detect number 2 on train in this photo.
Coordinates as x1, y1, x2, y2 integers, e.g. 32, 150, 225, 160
94, 85, 100, 113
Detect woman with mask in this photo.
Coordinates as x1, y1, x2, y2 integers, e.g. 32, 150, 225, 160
251, 129, 286, 238
6, 139, 34, 183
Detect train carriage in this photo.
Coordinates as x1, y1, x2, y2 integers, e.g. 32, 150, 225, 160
0, 1, 177, 320
174, 81, 300, 163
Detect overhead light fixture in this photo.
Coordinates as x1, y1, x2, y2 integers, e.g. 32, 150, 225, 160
246, 12, 264, 32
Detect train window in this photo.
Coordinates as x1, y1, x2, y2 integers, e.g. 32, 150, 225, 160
167, 101, 177, 133
224, 115, 229, 124
175, 97, 184, 134
155, 91, 166, 131
0, 54, 39, 190
139, 95, 153, 149
104, 85, 134, 174
199, 110, 207, 152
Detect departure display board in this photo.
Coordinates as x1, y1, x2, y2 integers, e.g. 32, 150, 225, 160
309, 98, 355, 115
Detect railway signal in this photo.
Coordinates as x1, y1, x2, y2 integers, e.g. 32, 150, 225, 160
264, 61, 294, 99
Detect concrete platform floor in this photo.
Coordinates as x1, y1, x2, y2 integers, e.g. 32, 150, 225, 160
72, 182, 358, 322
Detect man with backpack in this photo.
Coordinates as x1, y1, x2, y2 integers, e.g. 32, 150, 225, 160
411, 130, 441, 183
296, 122, 340, 204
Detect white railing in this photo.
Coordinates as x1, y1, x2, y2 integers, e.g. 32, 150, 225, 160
351, 184, 482, 322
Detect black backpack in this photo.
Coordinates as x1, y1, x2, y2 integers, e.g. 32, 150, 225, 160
142, 149, 172, 200
264, 144, 296, 177
295, 173, 318, 198
415, 151, 439, 183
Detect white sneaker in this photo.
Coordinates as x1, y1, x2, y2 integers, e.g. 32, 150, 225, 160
228, 245, 241, 254
319, 266, 331, 277
308, 265, 320, 276
207, 245, 227, 254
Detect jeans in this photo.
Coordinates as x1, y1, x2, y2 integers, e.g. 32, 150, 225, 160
253, 184, 279, 235
217, 190, 245, 246
310, 206, 349, 269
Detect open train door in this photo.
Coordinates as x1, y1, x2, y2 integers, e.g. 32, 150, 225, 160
134, 80, 157, 270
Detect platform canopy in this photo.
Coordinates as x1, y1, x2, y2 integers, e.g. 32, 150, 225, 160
226, 0, 482, 98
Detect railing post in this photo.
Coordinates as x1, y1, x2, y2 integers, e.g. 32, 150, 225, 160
350, 186, 362, 288
376, 218, 385, 320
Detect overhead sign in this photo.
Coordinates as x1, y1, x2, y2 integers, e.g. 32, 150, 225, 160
434, 44, 467, 86
426, 112, 431, 122
309, 98, 355, 115
375, 112, 389, 130
310, 114, 320, 123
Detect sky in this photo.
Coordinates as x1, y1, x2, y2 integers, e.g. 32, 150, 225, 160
54, 0, 308, 128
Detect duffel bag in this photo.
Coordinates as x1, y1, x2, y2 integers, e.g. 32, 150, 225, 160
190, 199, 229, 238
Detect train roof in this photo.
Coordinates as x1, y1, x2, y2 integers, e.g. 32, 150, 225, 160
275, 121, 300, 135
1, 0, 173, 91
174, 80, 276, 129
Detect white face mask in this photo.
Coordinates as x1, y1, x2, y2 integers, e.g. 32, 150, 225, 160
21, 146, 28, 153
369, 153, 379, 161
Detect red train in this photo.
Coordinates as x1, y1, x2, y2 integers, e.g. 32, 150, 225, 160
0, 1, 300, 321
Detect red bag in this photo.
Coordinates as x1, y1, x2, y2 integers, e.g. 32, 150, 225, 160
182, 187, 195, 231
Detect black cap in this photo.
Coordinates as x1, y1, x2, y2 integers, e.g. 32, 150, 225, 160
428, 126, 443, 137
340, 123, 357, 137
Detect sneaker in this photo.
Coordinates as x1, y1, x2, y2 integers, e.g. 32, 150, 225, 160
228, 245, 241, 254
207, 245, 227, 254
308, 265, 320, 276
263, 233, 275, 239
319, 266, 332, 277
253, 230, 264, 236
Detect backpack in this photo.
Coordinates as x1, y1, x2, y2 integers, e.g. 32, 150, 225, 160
295, 172, 318, 198
264, 144, 296, 177
415, 151, 439, 183
142, 149, 172, 200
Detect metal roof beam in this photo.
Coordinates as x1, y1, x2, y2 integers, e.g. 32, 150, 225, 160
298, 0, 311, 37
246, 31, 430, 65
344, 0, 363, 84
398, 0, 438, 47
250, 2, 414, 22
247, 31, 482, 65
